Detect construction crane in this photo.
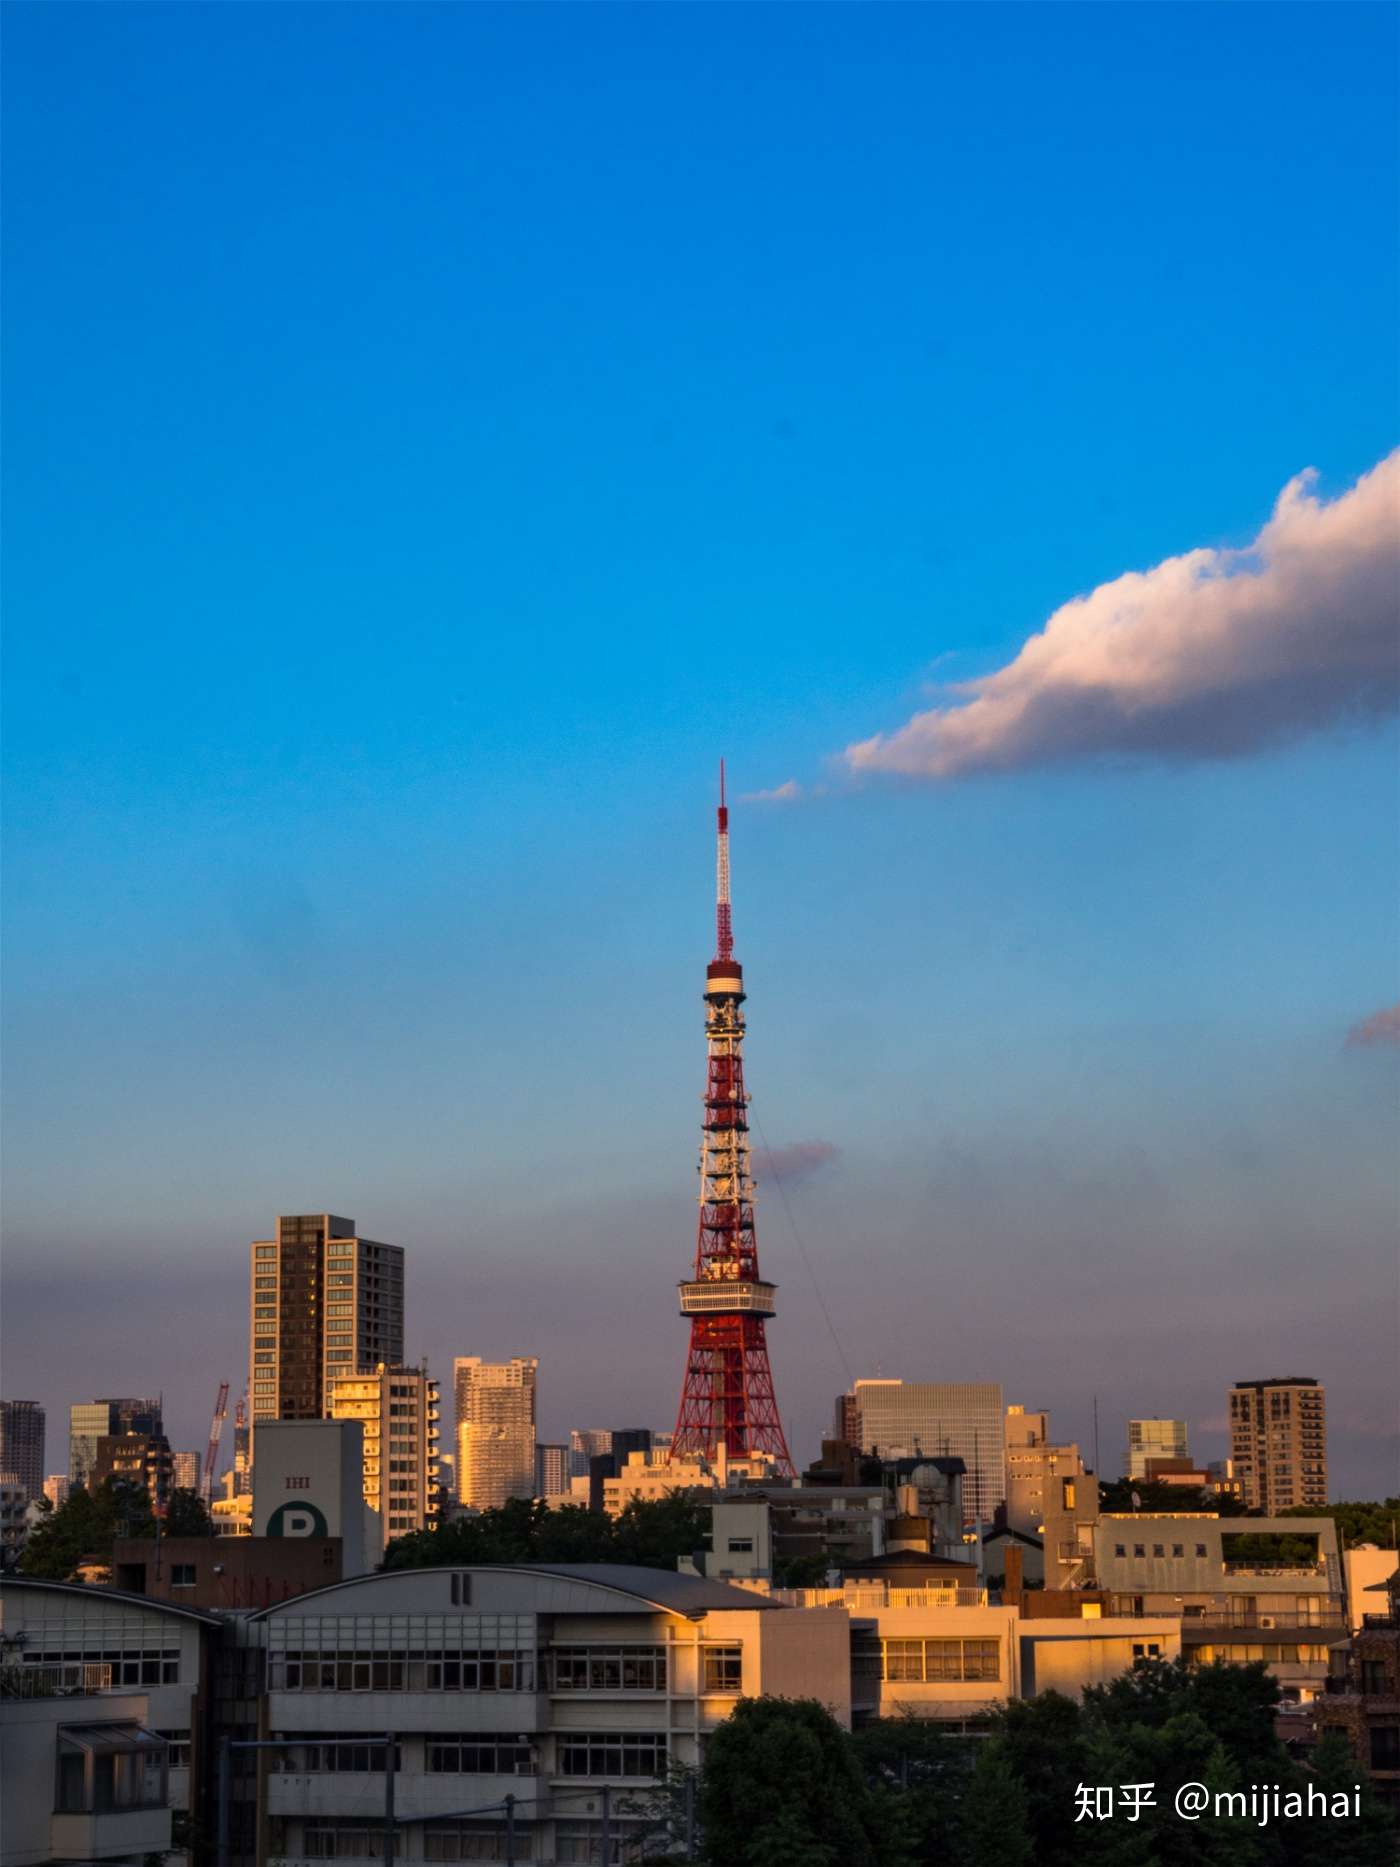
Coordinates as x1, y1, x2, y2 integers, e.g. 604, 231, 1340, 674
202, 1381, 230, 1503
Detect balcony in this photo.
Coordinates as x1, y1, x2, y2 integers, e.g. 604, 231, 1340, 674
50, 1806, 172, 1859
2, 1663, 114, 1699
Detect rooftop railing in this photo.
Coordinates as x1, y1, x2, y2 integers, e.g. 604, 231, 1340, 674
1, 1662, 114, 1698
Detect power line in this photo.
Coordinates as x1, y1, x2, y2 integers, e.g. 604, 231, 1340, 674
751, 1108, 855, 1395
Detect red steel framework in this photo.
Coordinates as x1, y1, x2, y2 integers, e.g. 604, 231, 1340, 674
669, 765, 795, 1476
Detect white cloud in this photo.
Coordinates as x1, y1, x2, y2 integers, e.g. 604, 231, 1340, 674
845, 450, 1400, 779
742, 778, 803, 803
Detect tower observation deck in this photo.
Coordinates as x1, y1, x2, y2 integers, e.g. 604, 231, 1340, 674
669, 767, 795, 1476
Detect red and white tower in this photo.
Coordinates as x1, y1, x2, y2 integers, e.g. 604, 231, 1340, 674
670, 767, 795, 1476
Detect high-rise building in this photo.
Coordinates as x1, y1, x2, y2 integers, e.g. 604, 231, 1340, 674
841, 1380, 1007, 1525
535, 1443, 569, 1497
68, 1398, 162, 1488
670, 772, 794, 1475
171, 1450, 201, 1493
42, 1475, 71, 1510
1228, 1377, 1327, 1513
569, 1429, 612, 1478
329, 1362, 440, 1552
0, 1401, 45, 1499
92, 1432, 175, 1507
454, 1357, 537, 1509
1004, 1405, 1087, 1533
249, 1214, 405, 1425
1127, 1418, 1188, 1481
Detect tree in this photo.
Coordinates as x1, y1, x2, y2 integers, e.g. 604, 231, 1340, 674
852, 1713, 971, 1860
992, 1691, 1088, 1863
958, 1740, 1032, 1867
163, 1488, 216, 1537
381, 1492, 709, 1571
1289, 1731, 1399, 1866
20, 1479, 155, 1579
1280, 1499, 1400, 1550
698, 1697, 881, 1867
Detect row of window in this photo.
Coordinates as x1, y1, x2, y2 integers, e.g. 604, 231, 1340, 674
23, 1649, 179, 1684
269, 1650, 536, 1693
557, 1734, 667, 1779
853, 1638, 1001, 1684
268, 1645, 742, 1695
1113, 1543, 1210, 1559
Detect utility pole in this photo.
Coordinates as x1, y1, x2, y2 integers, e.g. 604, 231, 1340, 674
503, 1793, 516, 1866
600, 1783, 611, 1865
383, 1734, 396, 1867
683, 1769, 696, 1861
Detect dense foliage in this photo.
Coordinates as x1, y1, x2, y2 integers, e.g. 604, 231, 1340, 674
381, 1493, 710, 1571
1098, 1476, 1248, 1516
1279, 1499, 1400, 1549
690, 1664, 1396, 1866
18, 1481, 214, 1579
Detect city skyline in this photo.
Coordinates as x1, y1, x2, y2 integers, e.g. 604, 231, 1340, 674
4, 3, 1396, 1502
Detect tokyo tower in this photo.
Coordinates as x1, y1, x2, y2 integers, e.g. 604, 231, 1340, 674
669, 766, 796, 1476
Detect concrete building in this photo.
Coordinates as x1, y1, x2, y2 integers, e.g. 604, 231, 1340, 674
67, 1399, 162, 1489
1126, 1417, 1188, 1481
568, 1429, 612, 1477
171, 1451, 201, 1493
1345, 1547, 1400, 1632
535, 1443, 569, 1498
454, 1357, 538, 1510
42, 1475, 70, 1510
1, 1482, 34, 1568
251, 1418, 377, 1576
1004, 1405, 1087, 1532
1094, 1512, 1345, 1702
841, 1381, 1005, 1525
329, 1363, 440, 1552
1228, 1376, 1327, 1513
249, 1214, 405, 1428
91, 1433, 175, 1509
1317, 1570, 1400, 1815
707, 1489, 888, 1583
251, 1563, 849, 1864
0, 1402, 45, 1500
0, 1575, 219, 1867
112, 1534, 345, 1609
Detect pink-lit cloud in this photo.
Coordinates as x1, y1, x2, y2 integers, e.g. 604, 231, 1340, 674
845, 450, 1400, 780
758, 1139, 839, 1183
1345, 1003, 1400, 1048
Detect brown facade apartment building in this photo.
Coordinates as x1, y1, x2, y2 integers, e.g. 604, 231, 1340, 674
1228, 1376, 1327, 1514
249, 1214, 404, 1427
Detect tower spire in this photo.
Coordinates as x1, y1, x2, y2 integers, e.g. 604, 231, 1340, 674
715, 759, 733, 963
671, 771, 794, 1477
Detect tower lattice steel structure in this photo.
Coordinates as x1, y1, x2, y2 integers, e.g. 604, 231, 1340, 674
670, 767, 795, 1476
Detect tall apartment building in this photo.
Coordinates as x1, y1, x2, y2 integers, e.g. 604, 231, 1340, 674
67, 1398, 162, 1488
568, 1428, 612, 1477
171, 1451, 201, 1493
535, 1443, 569, 1497
454, 1357, 537, 1508
0, 1400, 45, 1498
1228, 1376, 1327, 1513
1127, 1418, 1188, 1480
249, 1214, 404, 1425
329, 1363, 440, 1552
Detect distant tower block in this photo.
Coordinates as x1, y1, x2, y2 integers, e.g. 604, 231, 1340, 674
670, 765, 795, 1476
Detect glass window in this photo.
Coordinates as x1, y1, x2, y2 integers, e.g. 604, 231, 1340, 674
702, 1647, 742, 1692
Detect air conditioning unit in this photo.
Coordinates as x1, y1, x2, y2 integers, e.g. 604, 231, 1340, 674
1258, 1616, 1277, 1629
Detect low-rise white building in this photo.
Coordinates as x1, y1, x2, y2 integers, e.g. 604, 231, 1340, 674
1, 1578, 218, 1867
252, 1563, 849, 1864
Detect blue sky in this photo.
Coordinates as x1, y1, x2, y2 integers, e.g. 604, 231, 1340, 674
4, 3, 1397, 1493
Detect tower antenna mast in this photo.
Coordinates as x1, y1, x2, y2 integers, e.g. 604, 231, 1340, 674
671, 765, 794, 1476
